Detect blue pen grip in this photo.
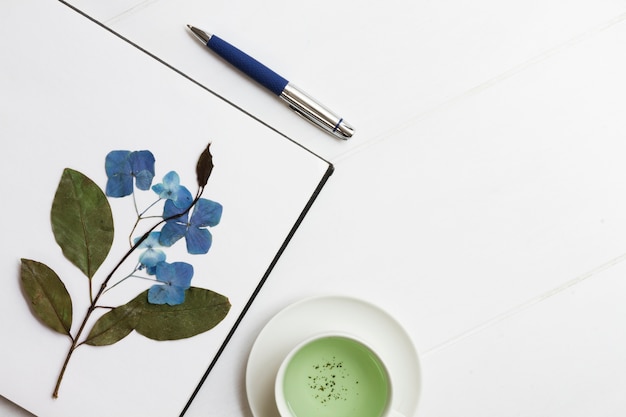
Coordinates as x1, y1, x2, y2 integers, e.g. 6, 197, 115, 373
207, 35, 289, 96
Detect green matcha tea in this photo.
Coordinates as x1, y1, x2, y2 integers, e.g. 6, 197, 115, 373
282, 336, 389, 417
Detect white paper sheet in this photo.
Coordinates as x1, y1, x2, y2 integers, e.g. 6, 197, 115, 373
0, 1, 331, 416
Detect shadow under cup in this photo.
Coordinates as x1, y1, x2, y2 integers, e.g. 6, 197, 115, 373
276, 335, 391, 417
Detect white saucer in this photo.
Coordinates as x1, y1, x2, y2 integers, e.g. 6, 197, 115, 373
245, 296, 421, 417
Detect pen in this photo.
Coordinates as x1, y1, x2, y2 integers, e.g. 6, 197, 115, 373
187, 25, 354, 140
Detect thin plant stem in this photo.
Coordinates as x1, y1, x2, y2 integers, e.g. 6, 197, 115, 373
52, 188, 204, 398
139, 199, 162, 218
128, 198, 163, 246
104, 271, 157, 295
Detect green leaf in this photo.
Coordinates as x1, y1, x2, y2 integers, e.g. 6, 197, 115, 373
135, 287, 230, 341
83, 302, 141, 346
20, 259, 73, 336
84, 287, 230, 346
195, 143, 214, 189
51, 168, 114, 278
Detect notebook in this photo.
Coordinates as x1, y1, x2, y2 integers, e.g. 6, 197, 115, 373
0, 0, 332, 416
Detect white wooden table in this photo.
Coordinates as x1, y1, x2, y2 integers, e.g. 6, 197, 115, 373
3, 0, 626, 415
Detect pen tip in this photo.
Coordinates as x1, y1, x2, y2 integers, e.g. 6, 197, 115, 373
187, 25, 212, 44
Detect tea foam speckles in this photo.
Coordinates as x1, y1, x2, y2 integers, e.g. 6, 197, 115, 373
307, 356, 358, 404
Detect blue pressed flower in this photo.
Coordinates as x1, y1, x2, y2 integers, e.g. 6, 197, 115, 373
135, 232, 166, 268
105, 151, 133, 197
147, 261, 193, 305
129, 151, 156, 191
151, 171, 193, 208
105, 150, 155, 197
159, 198, 223, 254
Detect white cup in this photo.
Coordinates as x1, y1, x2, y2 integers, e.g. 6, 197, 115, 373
275, 332, 405, 417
